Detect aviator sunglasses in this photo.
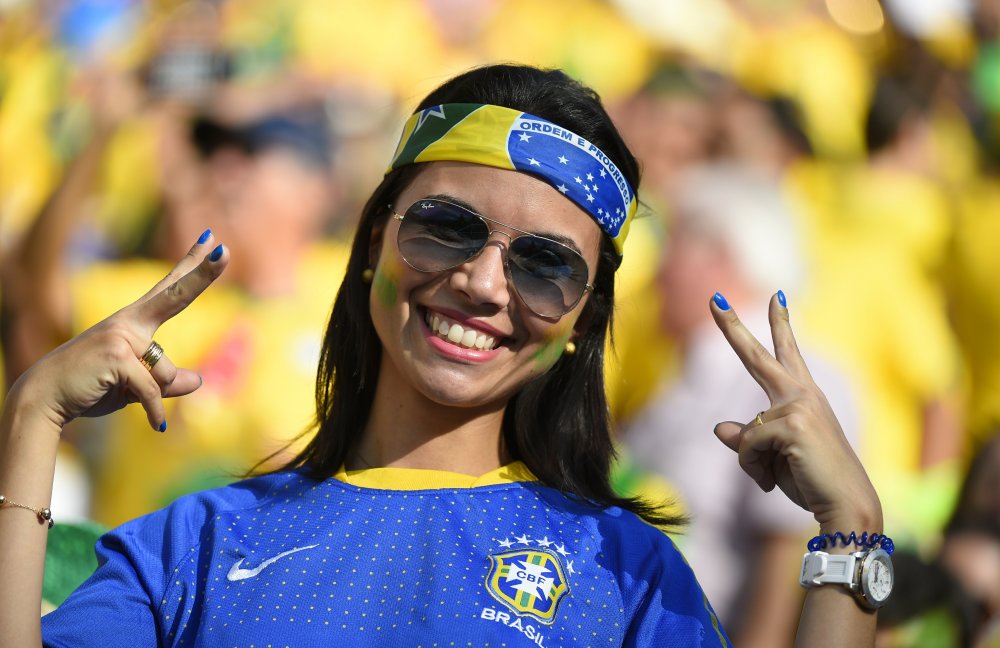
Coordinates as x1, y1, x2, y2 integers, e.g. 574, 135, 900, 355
390, 198, 593, 319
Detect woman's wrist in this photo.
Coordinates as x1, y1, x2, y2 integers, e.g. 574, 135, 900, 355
816, 509, 885, 555
3, 373, 66, 447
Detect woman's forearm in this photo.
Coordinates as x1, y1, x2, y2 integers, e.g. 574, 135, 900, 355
0, 377, 67, 647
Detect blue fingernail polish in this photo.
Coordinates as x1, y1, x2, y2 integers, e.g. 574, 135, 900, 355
197, 229, 212, 244
209, 244, 224, 262
713, 292, 730, 311
159, 420, 167, 433
777, 290, 787, 308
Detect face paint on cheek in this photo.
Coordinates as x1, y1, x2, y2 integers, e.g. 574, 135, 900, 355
530, 320, 575, 370
373, 253, 402, 309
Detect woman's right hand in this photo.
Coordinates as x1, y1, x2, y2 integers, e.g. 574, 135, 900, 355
11, 233, 229, 434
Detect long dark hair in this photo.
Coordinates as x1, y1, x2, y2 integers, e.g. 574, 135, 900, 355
280, 64, 681, 528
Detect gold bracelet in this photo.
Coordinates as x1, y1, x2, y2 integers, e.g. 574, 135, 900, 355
0, 494, 54, 528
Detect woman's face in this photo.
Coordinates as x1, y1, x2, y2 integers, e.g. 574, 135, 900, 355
369, 162, 603, 410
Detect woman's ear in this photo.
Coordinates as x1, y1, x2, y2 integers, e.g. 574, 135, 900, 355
368, 221, 386, 268
571, 304, 596, 345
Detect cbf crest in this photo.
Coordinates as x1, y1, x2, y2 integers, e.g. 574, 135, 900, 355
485, 545, 570, 624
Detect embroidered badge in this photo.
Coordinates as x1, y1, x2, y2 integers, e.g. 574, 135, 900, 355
485, 541, 571, 624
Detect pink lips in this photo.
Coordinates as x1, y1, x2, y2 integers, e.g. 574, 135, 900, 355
419, 307, 507, 363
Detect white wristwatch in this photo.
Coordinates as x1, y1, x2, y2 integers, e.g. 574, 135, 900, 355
799, 548, 894, 610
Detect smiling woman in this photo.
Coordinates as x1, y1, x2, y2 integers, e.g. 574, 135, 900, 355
2, 64, 885, 647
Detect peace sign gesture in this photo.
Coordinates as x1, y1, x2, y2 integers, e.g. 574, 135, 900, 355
709, 291, 882, 534
0, 232, 229, 644
14, 232, 229, 435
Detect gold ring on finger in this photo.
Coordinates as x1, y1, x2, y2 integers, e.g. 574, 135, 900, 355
139, 340, 165, 372
754, 411, 765, 427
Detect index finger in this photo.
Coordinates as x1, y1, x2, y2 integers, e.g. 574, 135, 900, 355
133, 243, 229, 334
709, 292, 788, 401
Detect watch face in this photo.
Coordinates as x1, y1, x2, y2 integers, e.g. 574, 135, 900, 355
863, 552, 894, 604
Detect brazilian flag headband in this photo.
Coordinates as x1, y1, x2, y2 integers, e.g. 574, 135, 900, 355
386, 103, 637, 257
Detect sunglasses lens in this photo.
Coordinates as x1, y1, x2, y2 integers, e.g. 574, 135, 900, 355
396, 198, 590, 318
397, 200, 489, 272
508, 236, 589, 317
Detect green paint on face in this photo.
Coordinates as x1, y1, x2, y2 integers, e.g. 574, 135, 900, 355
531, 327, 574, 370
372, 254, 402, 309
373, 269, 396, 308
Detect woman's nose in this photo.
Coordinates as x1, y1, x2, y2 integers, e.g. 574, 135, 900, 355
449, 237, 512, 311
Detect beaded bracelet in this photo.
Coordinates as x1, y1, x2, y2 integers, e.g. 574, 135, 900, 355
0, 494, 54, 528
807, 531, 894, 555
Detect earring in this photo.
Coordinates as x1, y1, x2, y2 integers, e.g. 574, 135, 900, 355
361, 268, 374, 284
564, 341, 576, 355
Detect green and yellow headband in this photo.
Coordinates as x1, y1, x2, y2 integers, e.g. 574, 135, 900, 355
387, 103, 637, 257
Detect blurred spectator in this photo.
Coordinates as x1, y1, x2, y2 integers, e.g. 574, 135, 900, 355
785, 72, 966, 543
950, 34, 1000, 450
947, 431, 1000, 528
876, 434, 1000, 646
875, 550, 979, 648
622, 163, 860, 647
941, 434, 1000, 639
716, 88, 814, 179
1, 3, 350, 525
616, 62, 723, 201
602, 63, 723, 425
941, 519, 1000, 638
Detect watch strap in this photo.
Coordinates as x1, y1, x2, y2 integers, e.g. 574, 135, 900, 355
800, 551, 858, 588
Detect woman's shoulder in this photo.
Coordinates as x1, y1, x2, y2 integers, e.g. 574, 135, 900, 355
110, 470, 318, 544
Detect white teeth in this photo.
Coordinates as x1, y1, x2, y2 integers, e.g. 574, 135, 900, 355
425, 311, 498, 351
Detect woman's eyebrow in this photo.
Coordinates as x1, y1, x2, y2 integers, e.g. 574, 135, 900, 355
424, 193, 585, 255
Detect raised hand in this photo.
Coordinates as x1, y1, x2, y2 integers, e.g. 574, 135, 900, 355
13, 232, 229, 434
709, 291, 882, 532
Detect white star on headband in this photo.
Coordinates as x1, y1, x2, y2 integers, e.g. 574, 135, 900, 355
414, 106, 447, 132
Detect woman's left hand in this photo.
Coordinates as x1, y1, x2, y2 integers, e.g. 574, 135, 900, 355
709, 292, 882, 531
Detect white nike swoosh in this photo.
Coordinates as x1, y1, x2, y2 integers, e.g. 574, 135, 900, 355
227, 544, 320, 582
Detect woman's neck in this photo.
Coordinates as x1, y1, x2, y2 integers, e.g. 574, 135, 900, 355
354, 366, 512, 475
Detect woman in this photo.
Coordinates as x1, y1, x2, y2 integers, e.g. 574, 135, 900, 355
1, 65, 884, 646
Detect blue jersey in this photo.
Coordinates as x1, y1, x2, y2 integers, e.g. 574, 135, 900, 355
42, 463, 730, 647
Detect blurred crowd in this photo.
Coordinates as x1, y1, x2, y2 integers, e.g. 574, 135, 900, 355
2, 0, 999, 645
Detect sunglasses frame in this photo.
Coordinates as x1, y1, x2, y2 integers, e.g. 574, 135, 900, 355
388, 198, 594, 319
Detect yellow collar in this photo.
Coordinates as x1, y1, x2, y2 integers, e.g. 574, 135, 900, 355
333, 461, 537, 490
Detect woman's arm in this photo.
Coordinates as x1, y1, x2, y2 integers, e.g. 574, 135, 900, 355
0, 235, 228, 646
709, 292, 884, 648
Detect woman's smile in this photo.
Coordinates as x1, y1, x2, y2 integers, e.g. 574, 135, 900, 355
422, 307, 503, 352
